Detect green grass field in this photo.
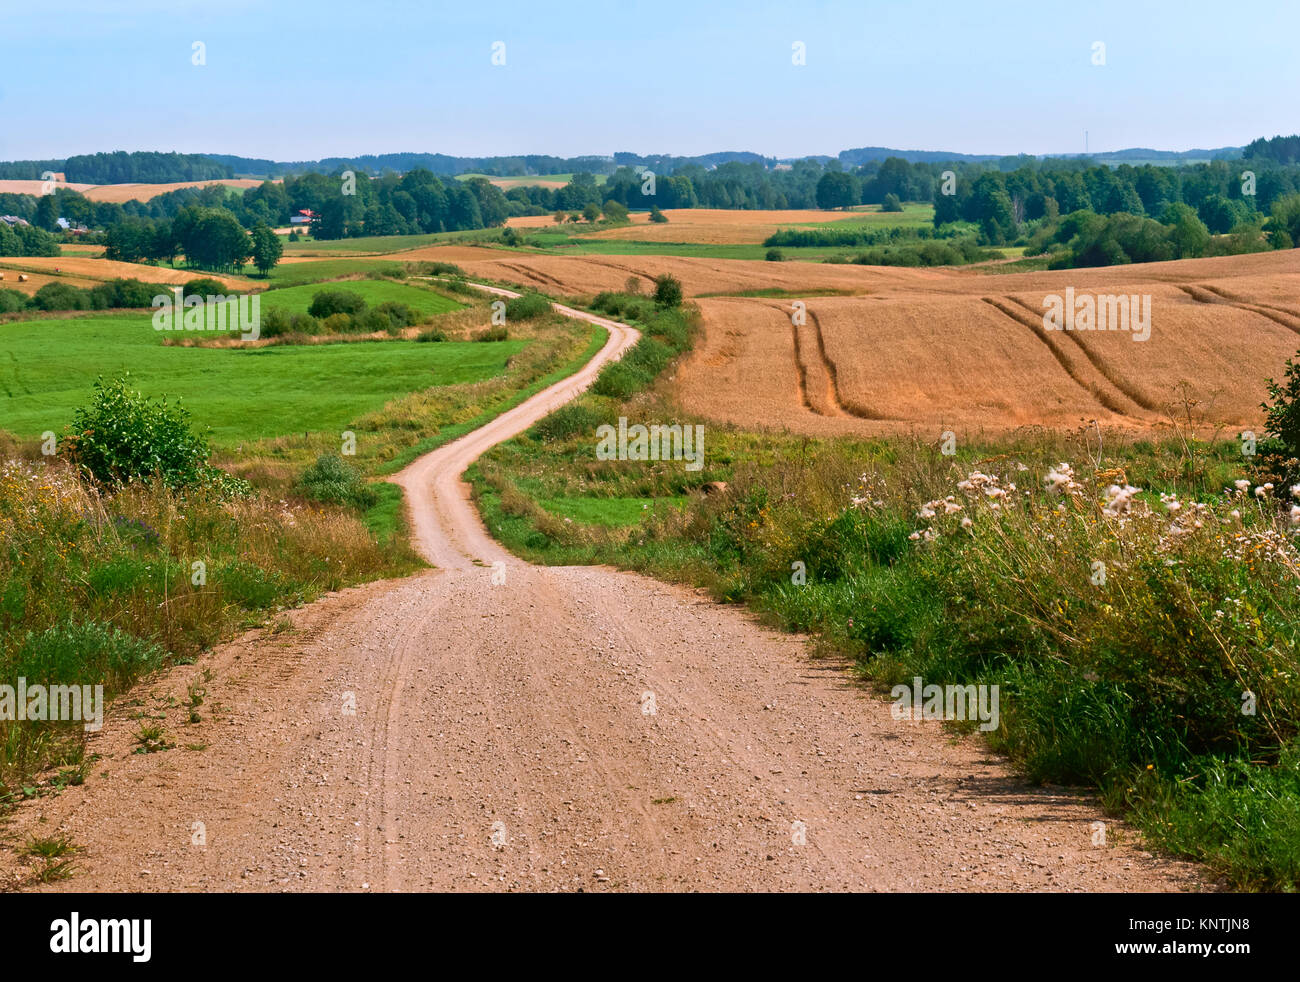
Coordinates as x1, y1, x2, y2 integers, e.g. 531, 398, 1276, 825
0, 312, 521, 446
263, 258, 408, 285
277, 226, 506, 257
793, 202, 934, 229
259, 279, 463, 317
540, 495, 687, 526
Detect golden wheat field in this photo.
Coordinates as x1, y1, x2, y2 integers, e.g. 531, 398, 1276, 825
662, 251, 1300, 436
399, 244, 1300, 435
0, 178, 262, 203
0, 257, 256, 292
0, 269, 101, 295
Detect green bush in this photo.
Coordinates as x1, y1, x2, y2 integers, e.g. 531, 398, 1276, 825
375, 301, 417, 330
63, 374, 217, 490
297, 454, 379, 509
89, 277, 156, 309
183, 277, 226, 298
357, 308, 391, 334
504, 292, 551, 320
765, 248, 784, 262
1254, 353, 1300, 491
260, 307, 294, 338
321, 312, 355, 333
31, 282, 90, 311
416, 327, 448, 342
529, 402, 608, 443
308, 288, 367, 319
474, 325, 509, 342
0, 288, 28, 313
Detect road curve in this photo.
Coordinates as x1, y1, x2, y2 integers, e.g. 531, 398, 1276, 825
392, 284, 639, 570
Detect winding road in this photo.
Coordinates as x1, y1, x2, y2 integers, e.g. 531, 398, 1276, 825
4, 287, 1200, 892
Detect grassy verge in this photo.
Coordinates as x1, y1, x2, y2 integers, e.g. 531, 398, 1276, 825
467, 292, 1300, 892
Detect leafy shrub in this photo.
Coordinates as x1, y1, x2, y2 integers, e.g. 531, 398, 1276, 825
260, 307, 294, 338
648, 206, 668, 223
308, 289, 366, 319
765, 248, 784, 262
183, 277, 226, 298
416, 327, 448, 342
89, 277, 156, 309
881, 193, 904, 212
0, 288, 28, 313
1254, 353, 1300, 491
31, 282, 90, 311
297, 454, 378, 510
357, 308, 391, 334
529, 402, 607, 443
504, 292, 551, 320
321, 312, 354, 333
375, 301, 417, 330
63, 374, 215, 490
591, 291, 624, 315
474, 325, 509, 342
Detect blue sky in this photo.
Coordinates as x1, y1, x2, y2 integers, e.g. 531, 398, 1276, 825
3, 0, 1296, 162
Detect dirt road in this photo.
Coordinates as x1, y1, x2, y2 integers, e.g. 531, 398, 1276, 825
2, 289, 1201, 892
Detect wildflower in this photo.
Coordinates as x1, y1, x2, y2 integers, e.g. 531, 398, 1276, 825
1235, 479, 1251, 493
1102, 484, 1140, 518
960, 516, 972, 528
1044, 463, 1083, 496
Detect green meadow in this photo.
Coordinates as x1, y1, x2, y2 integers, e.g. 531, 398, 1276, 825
256, 279, 463, 317
0, 312, 520, 447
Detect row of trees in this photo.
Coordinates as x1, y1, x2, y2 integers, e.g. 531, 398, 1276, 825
0, 220, 60, 257
105, 207, 282, 274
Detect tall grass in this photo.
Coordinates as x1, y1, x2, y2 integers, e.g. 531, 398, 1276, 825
0, 457, 416, 798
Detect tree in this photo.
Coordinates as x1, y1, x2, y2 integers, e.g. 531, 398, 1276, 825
553, 210, 566, 224
34, 194, 59, 231
1163, 203, 1211, 258
1265, 193, 1300, 249
582, 202, 601, 223
652, 274, 683, 309
881, 193, 903, 213
816, 171, 859, 210
602, 199, 629, 223
251, 223, 283, 277
174, 207, 251, 271
648, 206, 668, 223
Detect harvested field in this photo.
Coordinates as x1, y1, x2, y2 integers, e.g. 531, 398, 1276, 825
0, 257, 257, 291
0, 178, 262, 203
0, 179, 94, 196
664, 250, 1300, 437
0, 269, 101, 295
